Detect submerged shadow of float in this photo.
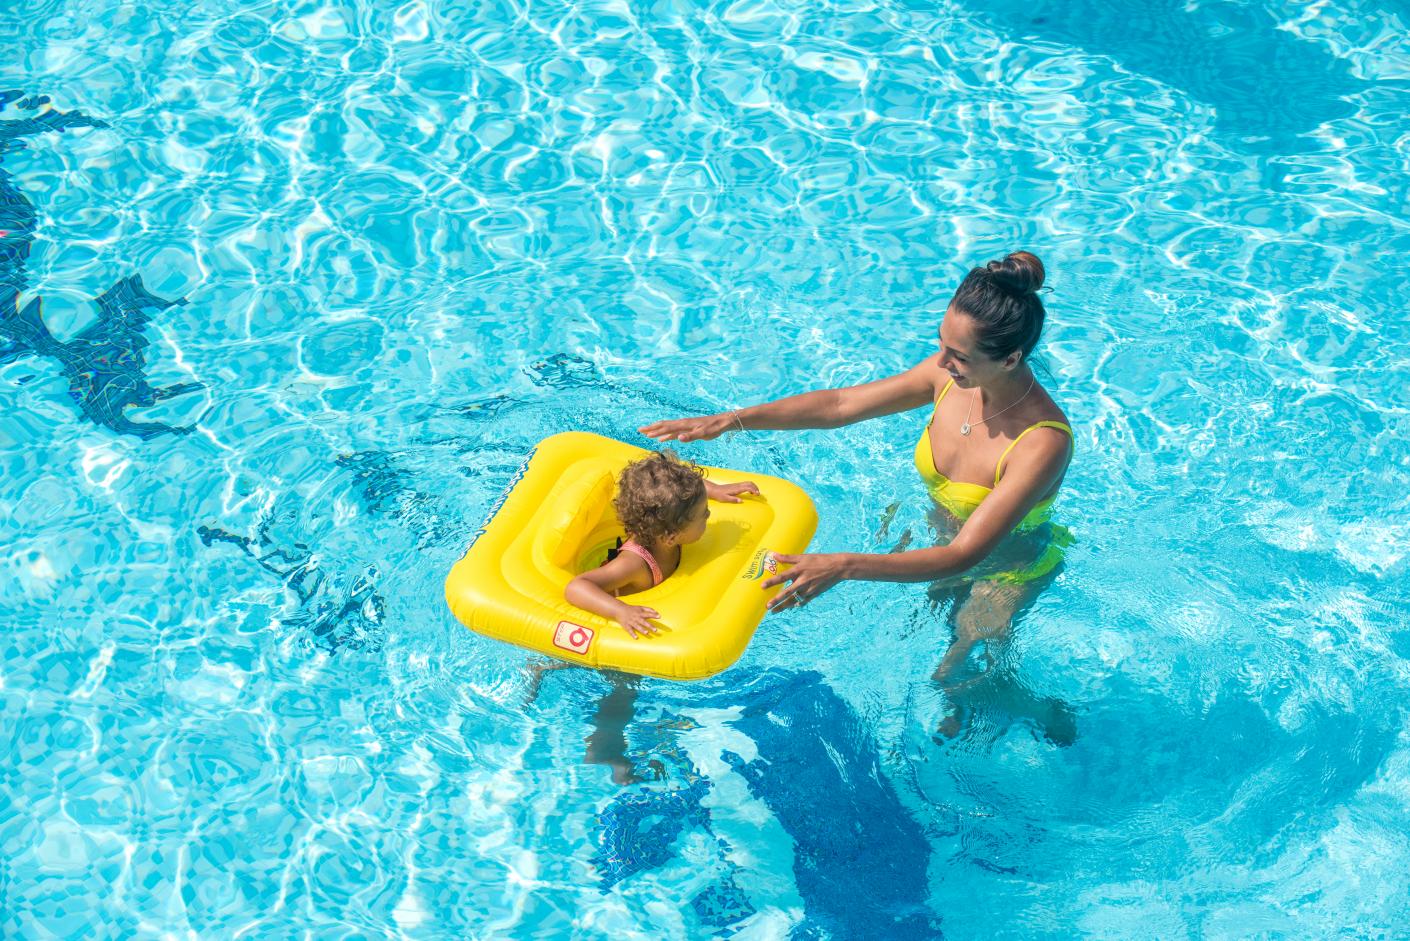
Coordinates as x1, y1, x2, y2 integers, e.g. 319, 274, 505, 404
0, 90, 201, 439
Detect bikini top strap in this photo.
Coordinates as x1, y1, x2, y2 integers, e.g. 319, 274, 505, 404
993, 421, 1074, 487
617, 539, 663, 586
926, 378, 956, 428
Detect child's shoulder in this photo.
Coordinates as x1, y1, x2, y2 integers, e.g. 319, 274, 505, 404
589, 544, 654, 595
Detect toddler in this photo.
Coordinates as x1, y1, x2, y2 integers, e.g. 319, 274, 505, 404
565, 450, 757, 637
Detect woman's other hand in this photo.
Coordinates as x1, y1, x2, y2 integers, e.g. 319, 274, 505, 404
762, 553, 849, 611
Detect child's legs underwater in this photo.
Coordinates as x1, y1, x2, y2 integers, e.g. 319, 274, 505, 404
585, 673, 644, 785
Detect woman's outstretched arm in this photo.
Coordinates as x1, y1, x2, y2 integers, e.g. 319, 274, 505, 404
639, 357, 938, 443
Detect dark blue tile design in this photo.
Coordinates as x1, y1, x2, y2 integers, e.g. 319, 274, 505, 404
691, 870, 758, 934
0, 90, 201, 439
197, 524, 385, 652
335, 450, 462, 550
724, 670, 941, 939
592, 776, 712, 889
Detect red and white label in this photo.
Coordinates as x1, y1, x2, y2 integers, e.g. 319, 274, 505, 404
553, 620, 595, 656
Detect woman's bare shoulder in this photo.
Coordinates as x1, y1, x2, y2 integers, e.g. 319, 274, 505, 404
1031, 379, 1072, 427
916, 355, 949, 398
898, 353, 944, 379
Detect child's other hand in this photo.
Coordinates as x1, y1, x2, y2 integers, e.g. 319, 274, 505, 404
706, 480, 761, 503
615, 605, 661, 639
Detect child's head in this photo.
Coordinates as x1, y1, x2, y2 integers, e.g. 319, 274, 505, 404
614, 450, 709, 547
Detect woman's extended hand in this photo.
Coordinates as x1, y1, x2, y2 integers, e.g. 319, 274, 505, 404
639, 413, 735, 443
762, 553, 849, 611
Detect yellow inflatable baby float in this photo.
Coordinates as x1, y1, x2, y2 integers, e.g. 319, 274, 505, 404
444, 431, 817, 680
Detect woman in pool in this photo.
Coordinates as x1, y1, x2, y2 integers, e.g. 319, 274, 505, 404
641, 251, 1074, 730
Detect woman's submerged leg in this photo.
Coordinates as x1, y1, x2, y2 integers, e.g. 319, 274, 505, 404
931, 573, 1076, 745
931, 579, 1022, 685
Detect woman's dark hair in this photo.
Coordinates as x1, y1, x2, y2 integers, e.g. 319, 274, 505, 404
614, 450, 706, 543
948, 250, 1047, 361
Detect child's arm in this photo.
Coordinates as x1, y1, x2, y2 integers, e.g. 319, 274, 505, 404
705, 480, 761, 503
565, 554, 661, 639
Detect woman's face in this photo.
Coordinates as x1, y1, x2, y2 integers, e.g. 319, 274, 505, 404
937, 310, 1018, 388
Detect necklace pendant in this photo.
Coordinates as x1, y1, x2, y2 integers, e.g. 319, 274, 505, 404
960, 422, 971, 436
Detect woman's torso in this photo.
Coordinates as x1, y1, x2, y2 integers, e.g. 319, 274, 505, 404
914, 374, 1073, 532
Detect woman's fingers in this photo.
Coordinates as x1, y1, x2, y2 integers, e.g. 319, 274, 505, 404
759, 553, 840, 613
761, 569, 791, 590
762, 553, 801, 583
639, 418, 696, 441
766, 572, 837, 610
767, 584, 806, 610
763, 571, 805, 604
640, 414, 731, 443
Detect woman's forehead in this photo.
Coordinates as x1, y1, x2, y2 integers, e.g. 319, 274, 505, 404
939, 311, 977, 347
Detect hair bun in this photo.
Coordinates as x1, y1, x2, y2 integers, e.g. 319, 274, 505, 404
985, 251, 1045, 295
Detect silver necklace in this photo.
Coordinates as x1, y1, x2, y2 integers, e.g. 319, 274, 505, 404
961, 374, 1036, 436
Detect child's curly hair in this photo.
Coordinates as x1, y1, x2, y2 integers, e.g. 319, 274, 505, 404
614, 450, 706, 543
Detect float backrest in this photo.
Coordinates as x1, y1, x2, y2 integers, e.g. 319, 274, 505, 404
544, 470, 616, 570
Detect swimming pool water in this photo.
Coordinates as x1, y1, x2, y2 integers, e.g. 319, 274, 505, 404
4, 0, 1409, 937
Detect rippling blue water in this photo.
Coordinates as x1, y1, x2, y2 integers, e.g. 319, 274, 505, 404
4, 0, 1409, 937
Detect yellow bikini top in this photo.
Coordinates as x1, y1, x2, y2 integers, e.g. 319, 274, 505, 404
914, 379, 1072, 532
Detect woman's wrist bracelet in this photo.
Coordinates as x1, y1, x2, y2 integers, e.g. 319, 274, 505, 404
728, 410, 746, 433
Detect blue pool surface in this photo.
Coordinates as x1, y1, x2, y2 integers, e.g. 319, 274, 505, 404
4, 0, 1410, 937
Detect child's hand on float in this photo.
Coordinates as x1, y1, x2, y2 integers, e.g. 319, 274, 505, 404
614, 604, 661, 639
706, 480, 761, 503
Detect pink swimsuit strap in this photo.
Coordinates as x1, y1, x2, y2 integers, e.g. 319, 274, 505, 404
617, 539, 664, 586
